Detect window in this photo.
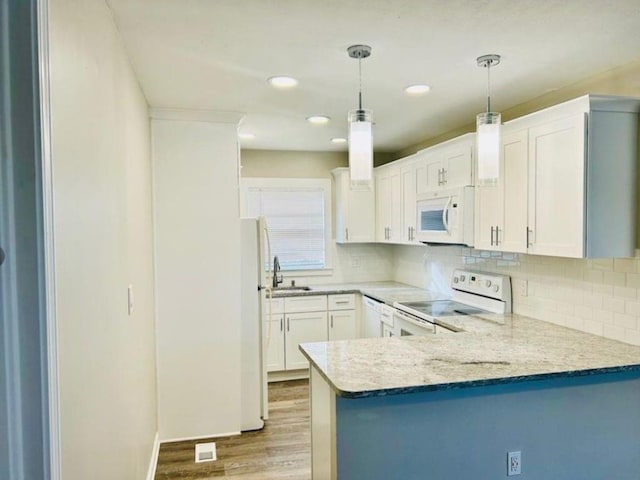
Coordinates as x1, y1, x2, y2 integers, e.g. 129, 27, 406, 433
242, 178, 332, 272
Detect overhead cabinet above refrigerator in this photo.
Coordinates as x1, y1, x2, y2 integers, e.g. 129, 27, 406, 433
474, 94, 640, 258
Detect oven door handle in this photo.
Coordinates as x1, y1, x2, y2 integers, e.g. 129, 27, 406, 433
442, 196, 452, 234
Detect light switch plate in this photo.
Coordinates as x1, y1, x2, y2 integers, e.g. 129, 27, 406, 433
127, 285, 134, 315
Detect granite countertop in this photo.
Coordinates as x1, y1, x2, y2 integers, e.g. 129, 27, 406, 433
269, 281, 445, 305
299, 314, 640, 399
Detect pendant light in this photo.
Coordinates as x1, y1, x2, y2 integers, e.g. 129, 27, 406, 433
347, 44, 373, 189
476, 54, 502, 186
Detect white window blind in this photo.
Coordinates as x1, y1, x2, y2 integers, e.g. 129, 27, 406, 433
246, 186, 326, 271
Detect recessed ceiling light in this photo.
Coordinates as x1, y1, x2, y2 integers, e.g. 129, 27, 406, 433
331, 137, 347, 144
239, 133, 256, 140
268, 76, 299, 88
404, 84, 431, 95
307, 115, 330, 125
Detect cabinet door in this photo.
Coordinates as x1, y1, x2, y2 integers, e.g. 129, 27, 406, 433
345, 186, 375, 242
401, 164, 417, 243
285, 312, 328, 370
334, 169, 375, 243
265, 314, 285, 372
375, 173, 390, 241
474, 177, 503, 251
442, 144, 473, 188
528, 114, 586, 257
501, 129, 528, 253
388, 168, 402, 242
425, 158, 444, 192
382, 324, 394, 337
328, 310, 357, 341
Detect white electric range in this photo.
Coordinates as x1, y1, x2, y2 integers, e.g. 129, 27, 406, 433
392, 270, 512, 336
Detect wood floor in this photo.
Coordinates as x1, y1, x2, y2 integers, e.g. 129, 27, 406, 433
155, 379, 311, 479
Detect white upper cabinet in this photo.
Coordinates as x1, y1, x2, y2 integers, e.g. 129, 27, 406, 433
500, 129, 529, 253
400, 161, 419, 243
332, 168, 375, 243
527, 114, 586, 257
375, 165, 402, 243
474, 128, 528, 252
475, 95, 639, 258
416, 134, 474, 195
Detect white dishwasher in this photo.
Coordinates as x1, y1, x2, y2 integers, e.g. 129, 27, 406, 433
362, 296, 383, 338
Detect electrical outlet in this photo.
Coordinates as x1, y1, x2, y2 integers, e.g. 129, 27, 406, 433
507, 451, 521, 476
519, 279, 528, 297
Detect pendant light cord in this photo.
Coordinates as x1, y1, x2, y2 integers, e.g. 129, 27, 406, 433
486, 62, 491, 113
358, 57, 363, 110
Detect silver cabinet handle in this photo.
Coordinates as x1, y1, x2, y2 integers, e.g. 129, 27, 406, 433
443, 168, 447, 184
345, 228, 349, 241
330, 315, 334, 328
437, 168, 443, 186
287, 317, 290, 331
490, 226, 495, 246
280, 318, 283, 331
335, 300, 349, 305
526, 227, 533, 247
496, 227, 501, 246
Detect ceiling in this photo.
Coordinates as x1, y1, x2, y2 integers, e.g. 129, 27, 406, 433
106, 0, 640, 153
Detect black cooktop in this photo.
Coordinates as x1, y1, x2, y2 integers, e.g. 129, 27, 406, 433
400, 300, 485, 318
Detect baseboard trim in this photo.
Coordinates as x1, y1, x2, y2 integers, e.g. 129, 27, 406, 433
268, 369, 309, 383
160, 431, 241, 444
146, 432, 160, 480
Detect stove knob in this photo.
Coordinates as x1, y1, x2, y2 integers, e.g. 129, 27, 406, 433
460, 275, 466, 282
493, 285, 500, 292
453, 277, 459, 284
485, 280, 492, 288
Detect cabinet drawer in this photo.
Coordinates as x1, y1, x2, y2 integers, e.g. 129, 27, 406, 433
328, 294, 356, 311
265, 297, 285, 314
284, 295, 327, 313
380, 305, 395, 327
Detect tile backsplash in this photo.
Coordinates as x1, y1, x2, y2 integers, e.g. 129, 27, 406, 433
392, 244, 640, 346
284, 243, 394, 286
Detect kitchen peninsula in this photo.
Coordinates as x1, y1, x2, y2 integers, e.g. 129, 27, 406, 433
300, 314, 640, 479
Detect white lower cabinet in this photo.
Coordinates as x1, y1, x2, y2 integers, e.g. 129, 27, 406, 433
267, 294, 358, 373
328, 294, 357, 341
285, 311, 328, 370
328, 310, 357, 341
265, 314, 285, 371
382, 324, 394, 338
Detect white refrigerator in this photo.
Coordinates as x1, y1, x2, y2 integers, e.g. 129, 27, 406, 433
240, 217, 270, 431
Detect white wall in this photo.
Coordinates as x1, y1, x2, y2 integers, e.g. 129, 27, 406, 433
49, 0, 158, 478
152, 115, 242, 441
393, 245, 640, 346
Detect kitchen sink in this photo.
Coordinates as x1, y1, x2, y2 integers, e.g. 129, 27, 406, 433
271, 286, 311, 292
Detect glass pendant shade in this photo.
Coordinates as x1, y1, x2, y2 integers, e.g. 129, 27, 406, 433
348, 109, 373, 189
476, 111, 501, 186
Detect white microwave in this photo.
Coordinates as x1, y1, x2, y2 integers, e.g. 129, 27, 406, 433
416, 186, 474, 246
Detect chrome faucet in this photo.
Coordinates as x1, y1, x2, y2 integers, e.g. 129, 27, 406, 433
272, 256, 283, 287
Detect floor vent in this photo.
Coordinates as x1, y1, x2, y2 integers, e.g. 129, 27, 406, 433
195, 442, 217, 463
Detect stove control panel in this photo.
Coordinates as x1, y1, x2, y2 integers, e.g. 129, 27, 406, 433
451, 269, 510, 301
